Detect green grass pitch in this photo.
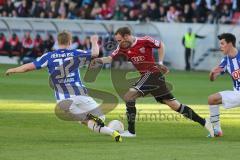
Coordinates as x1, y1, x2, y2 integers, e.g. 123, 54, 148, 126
1, 64, 240, 160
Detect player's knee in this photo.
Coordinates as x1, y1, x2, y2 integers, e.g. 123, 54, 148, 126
123, 93, 134, 102
124, 88, 139, 102
124, 96, 132, 102
208, 95, 218, 105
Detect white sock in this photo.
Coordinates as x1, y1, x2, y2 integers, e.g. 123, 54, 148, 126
209, 105, 221, 130
87, 120, 114, 136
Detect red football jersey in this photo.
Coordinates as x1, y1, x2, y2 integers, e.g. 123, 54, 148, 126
110, 36, 161, 74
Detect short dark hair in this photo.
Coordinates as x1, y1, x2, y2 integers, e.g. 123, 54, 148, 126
217, 33, 236, 47
115, 27, 131, 37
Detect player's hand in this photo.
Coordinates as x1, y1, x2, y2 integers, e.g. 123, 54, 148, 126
157, 64, 169, 75
5, 69, 15, 76
90, 35, 99, 43
89, 58, 103, 69
209, 66, 223, 81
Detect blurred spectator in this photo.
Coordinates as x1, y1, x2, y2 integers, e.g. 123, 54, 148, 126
17, 0, 29, 17
12, 9, 18, 17
9, 33, 21, 56
43, 0, 52, 13
122, 5, 130, 20
30, 0, 42, 17
44, 33, 55, 52
196, 0, 209, 23
3, 0, 15, 17
82, 36, 92, 51
149, 2, 159, 21
47, 11, 54, 18
112, 5, 124, 20
2, 9, 7, 17
0, 33, 9, 55
166, 5, 180, 22
39, 11, 46, 18
0, 0, 5, 7
21, 32, 33, 60
80, 2, 92, 19
219, 4, 232, 24
68, 1, 78, 19
0, 0, 240, 30
232, 11, 240, 24
91, 1, 101, 19
182, 3, 193, 22
158, 5, 166, 22
98, 3, 112, 20
33, 34, 44, 56
207, 5, 220, 24
58, 1, 67, 19
190, 2, 198, 23
138, 2, 149, 22
71, 36, 82, 49
128, 9, 138, 21
232, 0, 240, 12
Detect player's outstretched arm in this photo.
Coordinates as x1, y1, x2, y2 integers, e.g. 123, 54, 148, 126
209, 66, 223, 81
157, 42, 169, 74
90, 56, 113, 68
90, 35, 99, 58
158, 42, 165, 64
5, 63, 36, 76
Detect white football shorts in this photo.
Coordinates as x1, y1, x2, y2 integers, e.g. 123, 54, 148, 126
58, 95, 105, 121
219, 90, 240, 109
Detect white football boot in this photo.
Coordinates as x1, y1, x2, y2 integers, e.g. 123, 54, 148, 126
120, 130, 136, 137
205, 118, 215, 138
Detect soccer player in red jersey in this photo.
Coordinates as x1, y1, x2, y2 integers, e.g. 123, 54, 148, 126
92, 27, 214, 137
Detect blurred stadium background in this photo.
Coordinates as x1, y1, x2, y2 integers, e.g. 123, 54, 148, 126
1, 0, 240, 160
0, 0, 240, 70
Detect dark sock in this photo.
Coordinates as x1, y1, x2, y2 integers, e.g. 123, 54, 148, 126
177, 104, 205, 126
126, 101, 136, 134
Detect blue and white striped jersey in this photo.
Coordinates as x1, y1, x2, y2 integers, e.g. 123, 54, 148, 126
219, 51, 240, 91
33, 49, 91, 101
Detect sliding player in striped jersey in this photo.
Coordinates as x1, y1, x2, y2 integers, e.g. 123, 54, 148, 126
5, 31, 122, 142
208, 33, 240, 137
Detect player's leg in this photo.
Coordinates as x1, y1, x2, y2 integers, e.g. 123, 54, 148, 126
208, 91, 240, 137
79, 117, 121, 142
121, 88, 142, 137
85, 119, 122, 142
151, 74, 205, 125
150, 73, 214, 136
185, 48, 191, 71
121, 72, 154, 137
163, 99, 206, 126
76, 97, 122, 142
191, 49, 195, 70
57, 96, 122, 142
208, 92, 222, 136
162, 98, 214, 137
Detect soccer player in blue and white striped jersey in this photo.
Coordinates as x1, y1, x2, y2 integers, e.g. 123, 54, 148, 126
208, 33, 240, 137
5, 31, 122, 142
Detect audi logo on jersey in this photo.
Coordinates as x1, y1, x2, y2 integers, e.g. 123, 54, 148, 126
232, 69, 240, 80
131, 56, 145, 62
